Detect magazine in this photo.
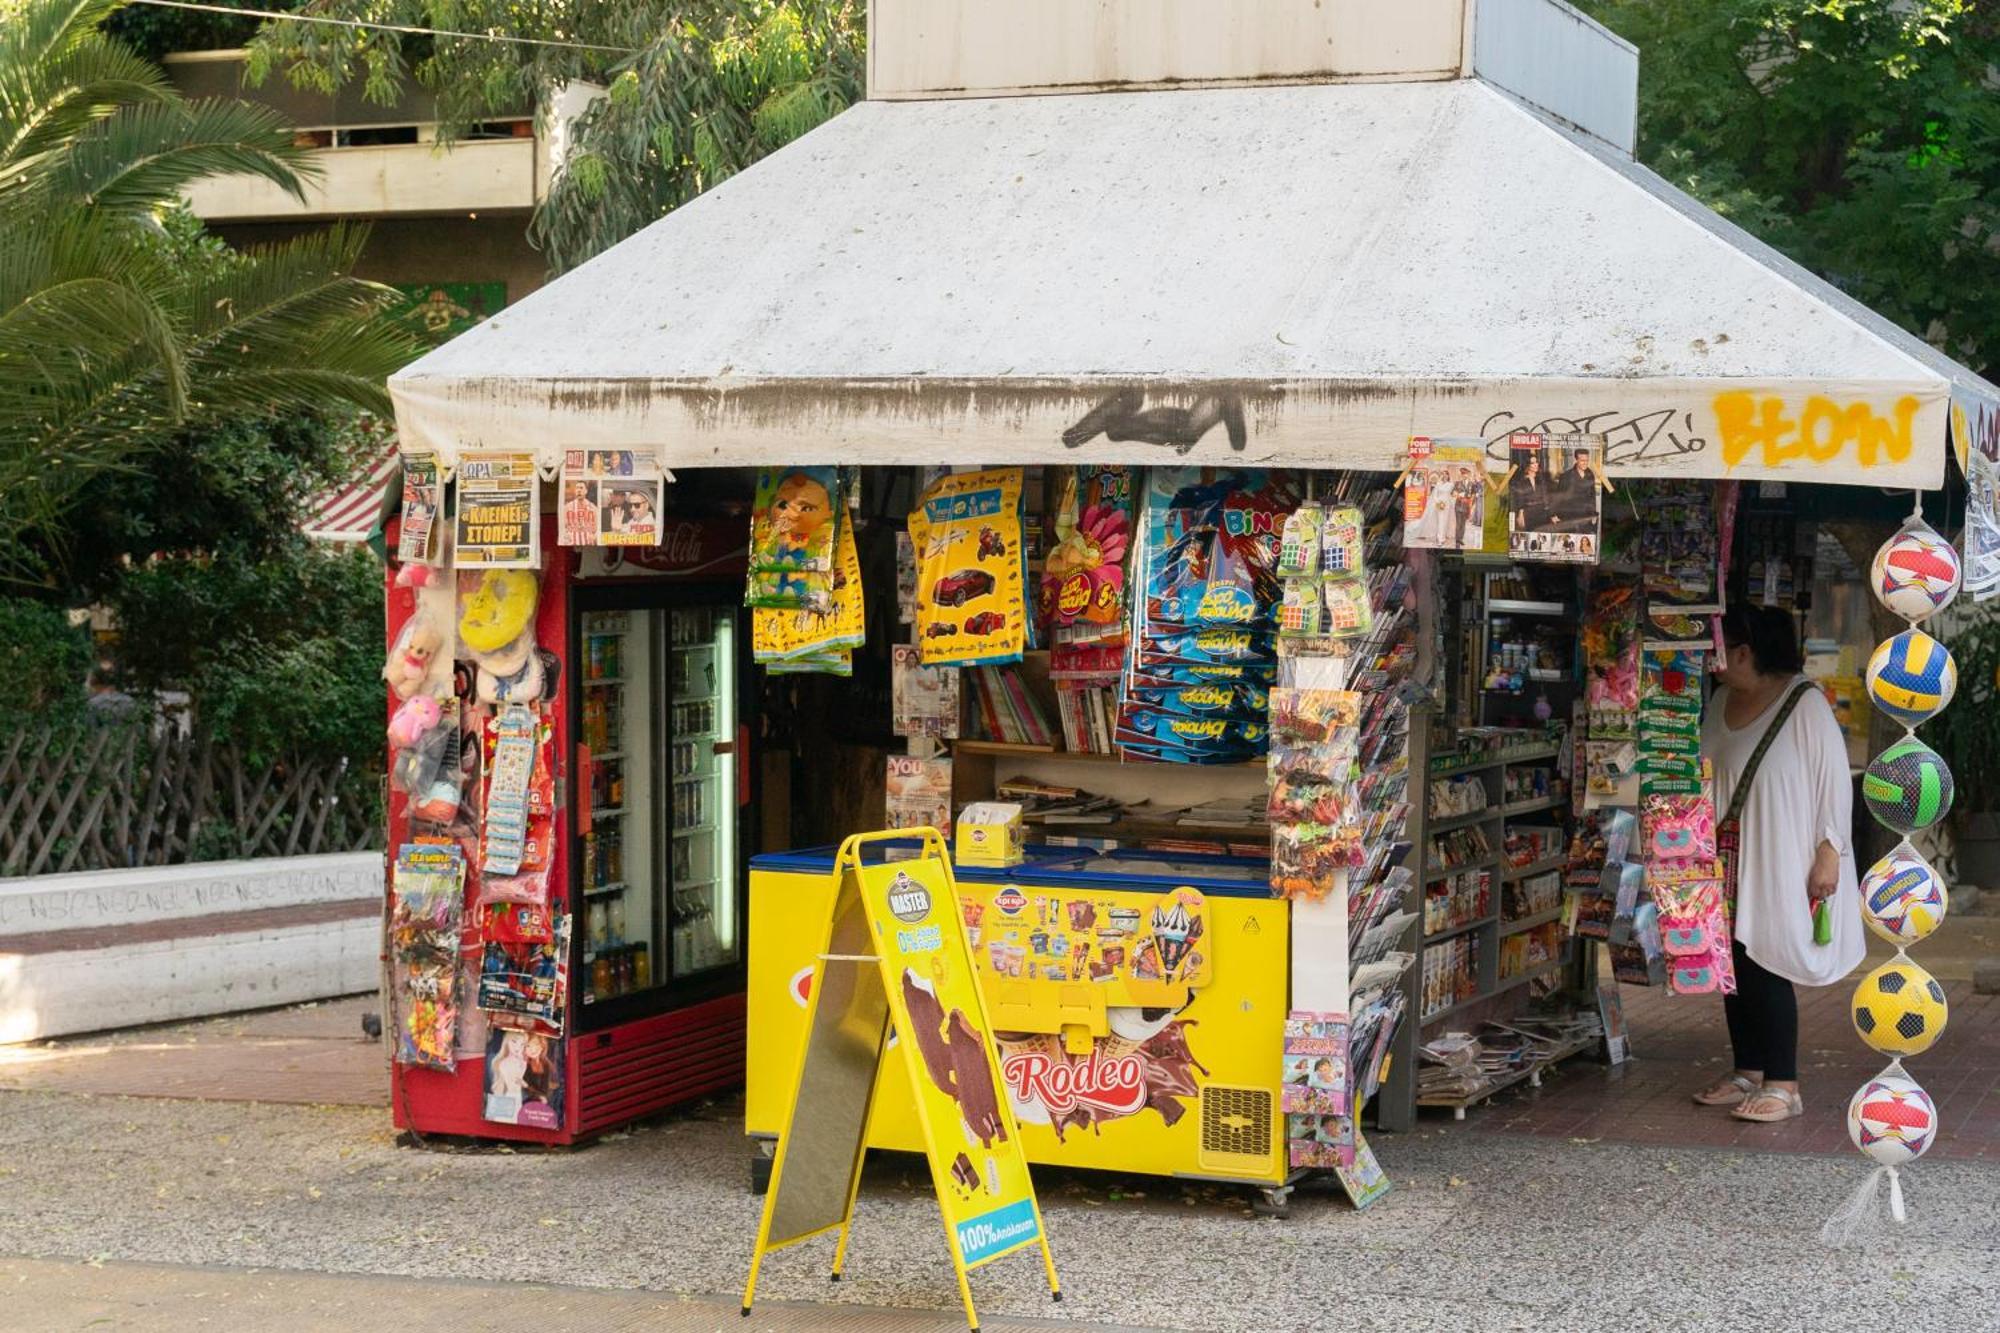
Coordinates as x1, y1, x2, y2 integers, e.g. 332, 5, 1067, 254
559, 448, 663, 547
892, 646, 961, 738
1507, 432, 1605, 565
482, 1025, 565, 1129
396, 451, 440, 562
885, 755, 953, 832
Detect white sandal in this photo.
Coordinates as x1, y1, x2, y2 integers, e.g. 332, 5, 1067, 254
1692, 1073, 1759, 1107
1731, 1086, 1804, 1122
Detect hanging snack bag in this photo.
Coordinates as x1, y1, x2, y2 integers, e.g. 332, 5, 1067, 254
910, 467, 1030, 667
1039, 465, 1133, 639
746, 467, 842, 611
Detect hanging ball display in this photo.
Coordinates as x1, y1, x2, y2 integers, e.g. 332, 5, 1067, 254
1862, 738, 1955, 834
1871, 521, 1962, 622
1847, 1074, 1939, 1167
1865, 630, 1957, 727
1852, 959, 1949, 1057
1862, 846, 1950, 946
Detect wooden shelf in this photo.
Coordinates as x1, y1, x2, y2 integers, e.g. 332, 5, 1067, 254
953, 739, 1059, 756
1500, 907, 1564, 936
953, 740, 1262, 769
1500, 853, 1567, 882
1427, 806, 1498, 834
1502, 795, 1566, 819
1424, 914, 1495, 945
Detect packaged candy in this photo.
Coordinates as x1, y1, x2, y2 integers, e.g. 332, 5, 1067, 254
1124, 679, 1271, 718
1039, 465, 1133, 637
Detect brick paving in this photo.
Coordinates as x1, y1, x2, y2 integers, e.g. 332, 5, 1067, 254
1456, 960, 2000, 1162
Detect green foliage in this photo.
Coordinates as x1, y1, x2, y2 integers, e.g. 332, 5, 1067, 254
1923, 604, 2000, 820
0, 595, 90, 719
108, 542, 385, 765
0, 0, 423, 591
1577, 0, 2000, 373
244, 1, 865, 273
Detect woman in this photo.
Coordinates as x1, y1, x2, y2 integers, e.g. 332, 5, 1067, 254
1693, 606, 1864, 1122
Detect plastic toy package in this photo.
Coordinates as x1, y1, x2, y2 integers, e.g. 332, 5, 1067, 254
390, 844, 466, 1070
746, 466, 842, 611
753, 510, 865, 674
909, 467, 1031, 667
477, 913, 570, 1036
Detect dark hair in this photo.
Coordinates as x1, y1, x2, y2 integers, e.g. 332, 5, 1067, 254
1720, 605, 1803, 675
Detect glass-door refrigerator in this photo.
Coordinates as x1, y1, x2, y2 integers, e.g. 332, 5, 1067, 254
569, 588, 749, 1137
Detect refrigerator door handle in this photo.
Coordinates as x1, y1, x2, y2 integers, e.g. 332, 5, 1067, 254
736, 723, 751, 808
574, 744, 593, 834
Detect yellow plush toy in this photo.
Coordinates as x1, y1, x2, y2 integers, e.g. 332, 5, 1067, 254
459, 570, 538, 655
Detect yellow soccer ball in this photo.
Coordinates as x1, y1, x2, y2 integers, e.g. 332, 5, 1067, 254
1852, 959, 1948, 1057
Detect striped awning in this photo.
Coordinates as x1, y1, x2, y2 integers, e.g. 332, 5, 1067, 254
303, 438, 400, 543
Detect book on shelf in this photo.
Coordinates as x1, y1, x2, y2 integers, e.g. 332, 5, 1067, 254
965, 666, 1057, 747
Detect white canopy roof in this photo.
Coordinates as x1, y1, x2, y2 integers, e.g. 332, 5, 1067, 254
390, 77, 1997, 488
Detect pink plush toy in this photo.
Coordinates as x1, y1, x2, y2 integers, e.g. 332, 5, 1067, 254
394, 562, 441, 589
388, 694, 443, 749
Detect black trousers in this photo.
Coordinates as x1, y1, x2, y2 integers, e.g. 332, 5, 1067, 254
1723, 940, 1798, 1082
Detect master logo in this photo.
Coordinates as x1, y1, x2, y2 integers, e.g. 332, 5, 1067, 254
887, 872, 933, 924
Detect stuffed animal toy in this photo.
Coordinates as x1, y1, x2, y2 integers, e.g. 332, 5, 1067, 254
385, 618, 444, 701
475, 635, 546, 706
459, 569, 539, 656
394, 562, 441, 589
388, 694, 443, 749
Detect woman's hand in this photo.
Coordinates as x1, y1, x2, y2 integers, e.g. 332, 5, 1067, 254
1807, 840, 1841, 902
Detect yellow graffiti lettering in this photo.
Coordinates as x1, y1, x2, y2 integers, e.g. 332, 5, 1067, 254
1711, 392, 1921, 470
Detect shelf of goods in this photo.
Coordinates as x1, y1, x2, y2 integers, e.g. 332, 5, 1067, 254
1414, 1025, 1598, 1120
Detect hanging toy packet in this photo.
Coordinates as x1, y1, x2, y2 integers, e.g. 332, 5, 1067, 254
390, 843, 466, 1070
910, 467, 1030, 666
754, 510, 866, 669
746, 466, 841, 611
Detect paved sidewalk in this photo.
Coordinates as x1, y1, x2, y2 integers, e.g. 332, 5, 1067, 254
0, 995, 384, 1107
0, 1257, 1147, 1333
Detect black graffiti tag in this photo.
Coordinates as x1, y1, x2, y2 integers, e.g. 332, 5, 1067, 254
1477, 408, 1708, 467
1063, 389, 1248, 455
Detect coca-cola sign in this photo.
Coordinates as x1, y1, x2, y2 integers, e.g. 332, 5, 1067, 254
1002, 1047, 1147, 1120
576, 519, 746, 580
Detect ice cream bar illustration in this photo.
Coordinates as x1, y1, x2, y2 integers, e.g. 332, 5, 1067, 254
901, 968, 1007, 1148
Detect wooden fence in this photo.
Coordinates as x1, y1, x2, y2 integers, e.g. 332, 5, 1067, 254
0, 726, 380, 877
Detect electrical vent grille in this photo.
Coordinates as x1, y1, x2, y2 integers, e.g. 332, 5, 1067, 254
1196, 1084, 1275, 1175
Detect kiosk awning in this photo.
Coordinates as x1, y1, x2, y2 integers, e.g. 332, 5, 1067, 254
389, 78, 1998, 488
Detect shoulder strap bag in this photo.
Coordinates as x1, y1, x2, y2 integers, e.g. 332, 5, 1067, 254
1717, 681, 1817, 915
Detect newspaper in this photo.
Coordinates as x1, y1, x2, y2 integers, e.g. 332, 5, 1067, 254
455, 451, 540, 568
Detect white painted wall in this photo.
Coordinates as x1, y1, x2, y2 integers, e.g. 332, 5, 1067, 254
184, 138, 539, 222
868, 0, 1469, 98
1470, 0, 1638, 153
0, 854, 382, 1043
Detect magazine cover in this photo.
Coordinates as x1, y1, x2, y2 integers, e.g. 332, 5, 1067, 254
1403, 438, 1488, 552
885, 755, 953, 831
482, 1025, 565, 1129
1508, 432, 1604, 564
892, 645, 962, 738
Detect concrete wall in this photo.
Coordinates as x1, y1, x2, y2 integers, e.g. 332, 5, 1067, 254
0, 854, 381, 1043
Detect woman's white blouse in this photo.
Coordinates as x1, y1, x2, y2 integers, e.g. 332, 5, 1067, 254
1701, 678, 1866, 988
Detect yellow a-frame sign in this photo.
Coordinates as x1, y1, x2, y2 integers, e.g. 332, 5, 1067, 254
743, 829, 1060, 1331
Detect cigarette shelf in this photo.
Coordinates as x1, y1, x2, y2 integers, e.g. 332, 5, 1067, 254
1500, 853, 1568, 882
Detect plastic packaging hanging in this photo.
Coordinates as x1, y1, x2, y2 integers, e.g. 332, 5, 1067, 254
1870, 515, 1962, 623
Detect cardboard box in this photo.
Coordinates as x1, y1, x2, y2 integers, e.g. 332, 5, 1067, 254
955, 802, 1025, 867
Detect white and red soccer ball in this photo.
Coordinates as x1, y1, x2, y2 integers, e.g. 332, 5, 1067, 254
1847, 1074, 1939, 1167
1872, 522, 1962, 622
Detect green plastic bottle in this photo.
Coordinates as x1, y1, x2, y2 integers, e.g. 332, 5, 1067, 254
1812, 898, 1833, 946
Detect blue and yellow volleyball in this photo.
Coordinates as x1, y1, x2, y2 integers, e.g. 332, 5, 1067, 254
1866, 629, 1957, 727
1861, 846, 1948, 945
1862, 738, 1954, 834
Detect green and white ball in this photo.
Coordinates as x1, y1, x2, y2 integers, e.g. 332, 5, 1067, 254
1862, 738, 1955, 835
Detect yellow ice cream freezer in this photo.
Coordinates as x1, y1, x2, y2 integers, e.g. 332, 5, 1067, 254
746, 843, 1291, 1195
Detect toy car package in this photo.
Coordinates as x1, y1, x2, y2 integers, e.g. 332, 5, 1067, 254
910, 467, 1030, 667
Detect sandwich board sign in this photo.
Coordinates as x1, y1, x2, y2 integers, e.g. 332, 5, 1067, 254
743, 828, 1061, 1331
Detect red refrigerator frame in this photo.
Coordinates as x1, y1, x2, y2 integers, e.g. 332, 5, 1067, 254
387, 515, 752, 1145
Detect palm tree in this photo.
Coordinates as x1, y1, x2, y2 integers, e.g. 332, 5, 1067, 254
0, 0, 420, 584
